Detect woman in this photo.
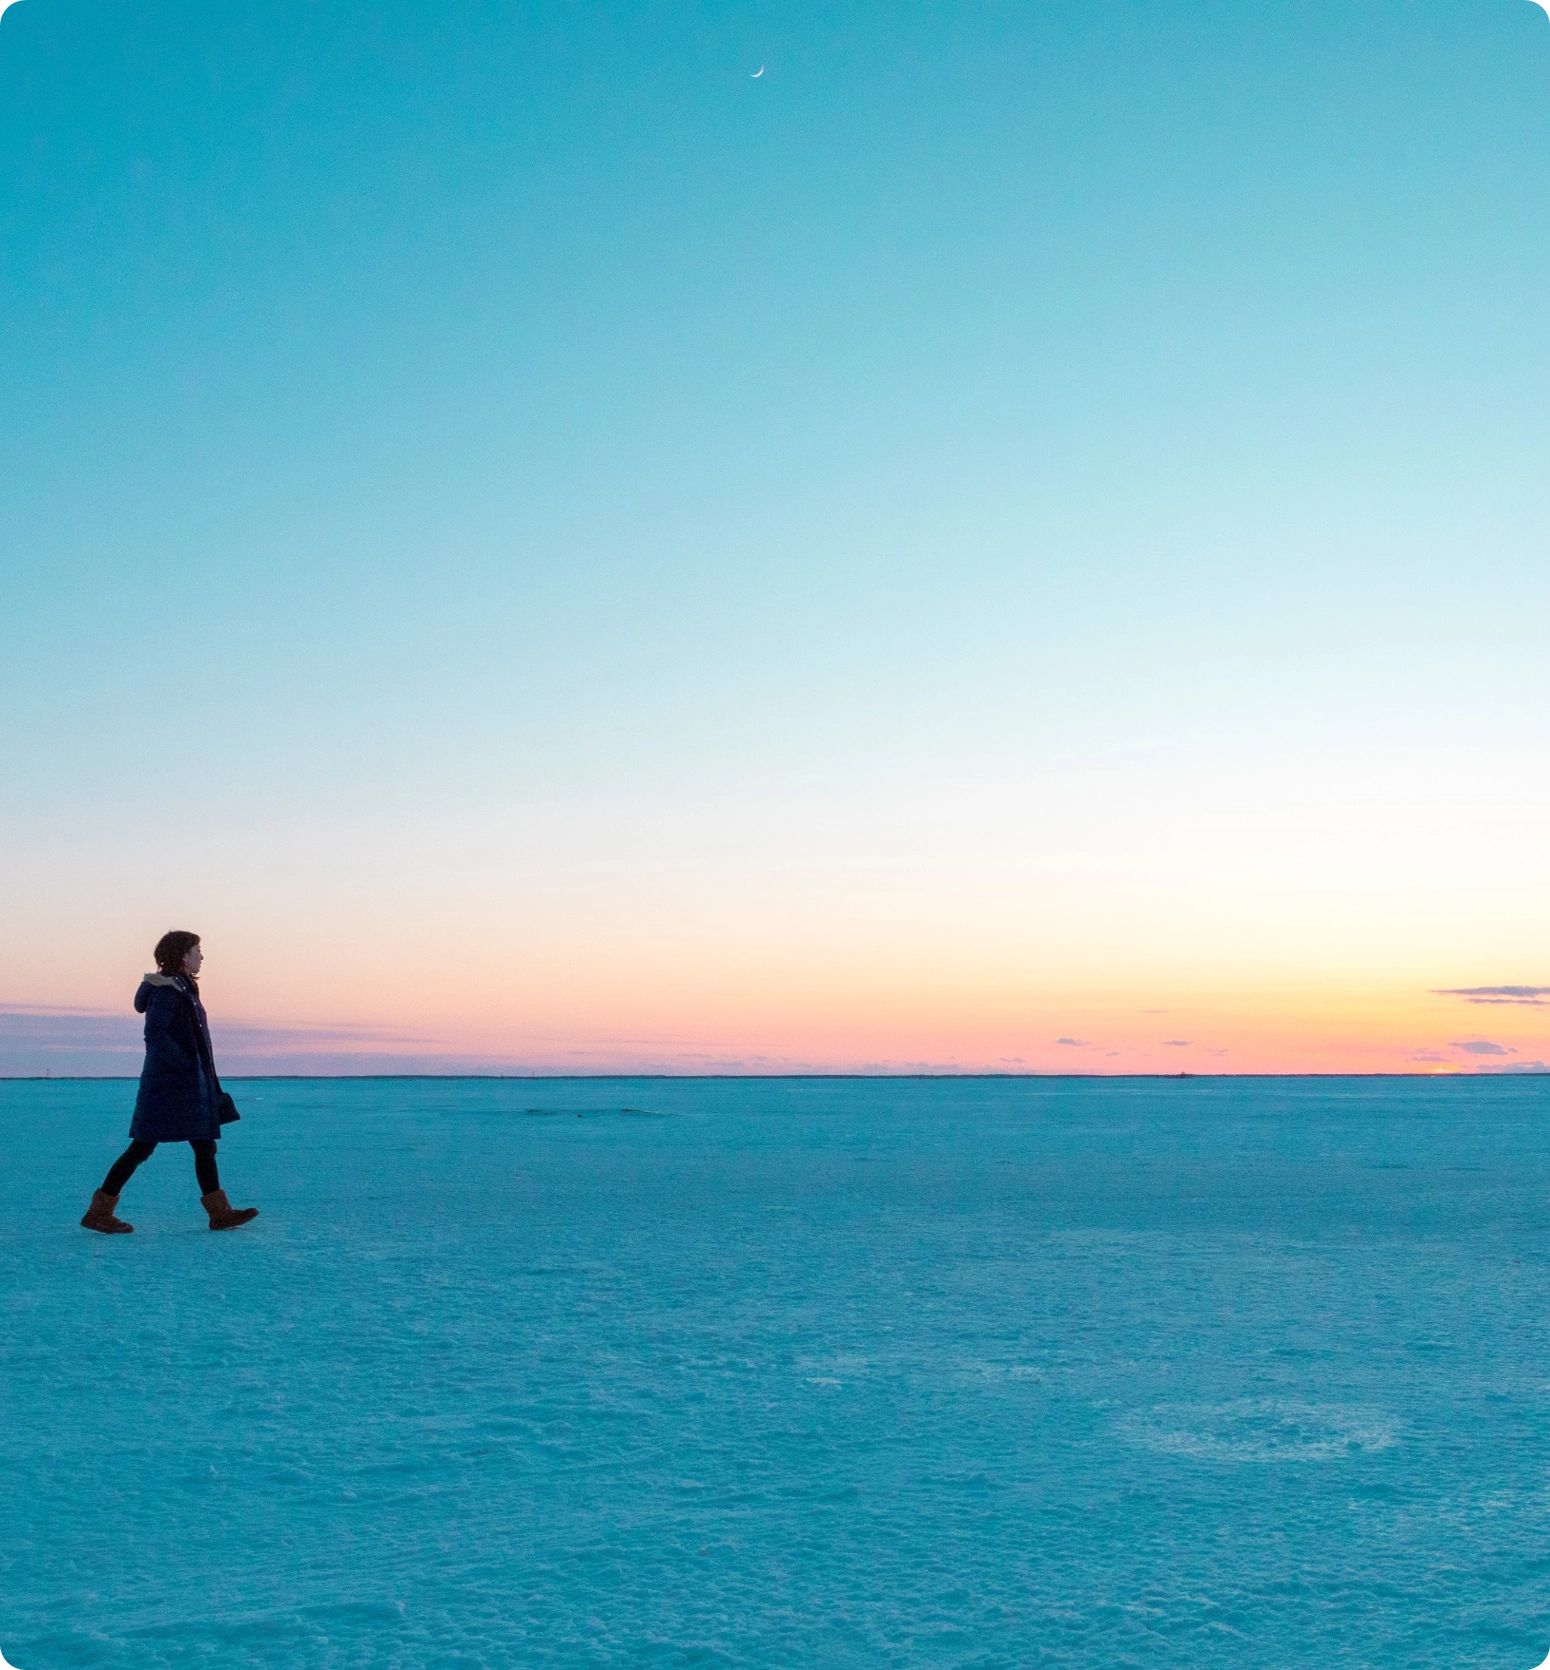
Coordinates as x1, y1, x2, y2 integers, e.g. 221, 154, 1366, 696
81, 931, 259, 1234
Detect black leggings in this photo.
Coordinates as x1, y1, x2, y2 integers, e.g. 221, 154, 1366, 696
102, 1138, 220, 1197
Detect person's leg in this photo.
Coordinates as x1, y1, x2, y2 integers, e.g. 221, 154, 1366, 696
190, 1139, 220, 1196
101, 1139, 157, 1196
83, 1139, 155, 1232
195, 1141, 259, 1229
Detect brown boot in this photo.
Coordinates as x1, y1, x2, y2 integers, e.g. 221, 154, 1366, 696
81, 1189, 134, 1234
201, 1188, 259, 1230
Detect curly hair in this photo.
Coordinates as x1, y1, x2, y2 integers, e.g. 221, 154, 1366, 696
153, 930, 201, 977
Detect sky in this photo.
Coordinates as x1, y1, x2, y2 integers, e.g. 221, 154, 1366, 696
1, 0, 1547, 1075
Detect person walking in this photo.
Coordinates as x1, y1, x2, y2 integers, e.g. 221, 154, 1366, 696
81, 931, 259, 1234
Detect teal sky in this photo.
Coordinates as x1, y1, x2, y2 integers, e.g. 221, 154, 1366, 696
2, 0, 1548, 1072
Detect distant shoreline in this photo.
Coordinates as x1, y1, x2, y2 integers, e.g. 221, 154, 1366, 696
0, 1071, 1540, 1083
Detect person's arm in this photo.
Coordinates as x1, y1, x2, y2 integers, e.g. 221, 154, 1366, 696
143, 986, 198, 1073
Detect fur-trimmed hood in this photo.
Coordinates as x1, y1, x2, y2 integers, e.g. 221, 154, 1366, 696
134, 971, 193, 1013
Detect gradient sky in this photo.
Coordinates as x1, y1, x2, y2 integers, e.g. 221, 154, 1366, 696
2, 0, 1547, 1074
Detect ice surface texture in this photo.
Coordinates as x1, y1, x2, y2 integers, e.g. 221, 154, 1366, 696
4, 1074, 1550, 1668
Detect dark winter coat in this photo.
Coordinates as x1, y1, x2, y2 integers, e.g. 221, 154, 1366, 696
129, 974, 238, 1143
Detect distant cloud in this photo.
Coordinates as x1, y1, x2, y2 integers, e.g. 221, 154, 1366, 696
0, 1001, 110, 1016
1451, 1039, 1516, 1056
1434, 986, 1550, 1006
1055, 1037, 1091, 1048
1408, 1049, 1449, 1064
0, 1004, 471, 1076
1162, 1039, 1191, 1048
5, 1006, 997, 1077
1487, 1061, 1550, 1075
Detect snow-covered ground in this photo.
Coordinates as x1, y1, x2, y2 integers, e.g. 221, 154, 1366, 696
4, 1074, 1550, 1668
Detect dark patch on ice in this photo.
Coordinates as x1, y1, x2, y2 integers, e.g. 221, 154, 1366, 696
521, 1106, 666, 1118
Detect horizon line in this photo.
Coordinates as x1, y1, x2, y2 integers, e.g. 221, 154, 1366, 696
1, 1070, 1541, 1083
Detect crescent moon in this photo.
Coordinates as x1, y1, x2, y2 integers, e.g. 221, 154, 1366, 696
751, 66, 765, 77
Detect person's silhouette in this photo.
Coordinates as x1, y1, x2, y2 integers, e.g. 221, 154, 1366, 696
81, 931, 259, 1234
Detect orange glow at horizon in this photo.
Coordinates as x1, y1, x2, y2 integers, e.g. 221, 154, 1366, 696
5, 740, 1546, 1075
178, 959, 1548, 1075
